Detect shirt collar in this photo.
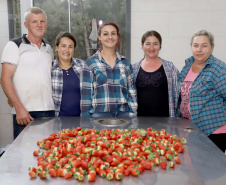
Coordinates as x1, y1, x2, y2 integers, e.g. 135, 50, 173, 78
22, 34, 47, 46
96, 50, 124, 61
52, 57, 81, 70
185, 54, 214, 67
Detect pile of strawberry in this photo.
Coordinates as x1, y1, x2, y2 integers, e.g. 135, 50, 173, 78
29, 127, 186, 181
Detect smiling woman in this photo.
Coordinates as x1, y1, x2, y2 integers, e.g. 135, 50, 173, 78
176, 30, 226, 153
80, 21, 137, 118
52, 32, 85, 117
132, 30, 179, 117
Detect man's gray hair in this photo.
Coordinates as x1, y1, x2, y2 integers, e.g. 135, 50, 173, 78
191, 30, 214, 46
24, 7, 47, 23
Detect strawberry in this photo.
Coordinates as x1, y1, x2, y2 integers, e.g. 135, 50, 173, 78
73, 172, 80, 180
106, 172, 114, 181
174, 156, 181, 164
105, 155, 113, 163
153, 157, 160, 166
39, 171, 47, 179
115, 171, 123, 180
130, 168, 140, 176
87, 174, 96, 182
28, 167, 37, 173
178, 147, 184, 153
168, 161, 175, 168
124, 168, 131, 176
28, 171, 37, 178
165, 153, 172, 161
99, 169, 107, 178
49, 168, 57, 177
81, 160, 88, 170
160, 161, 167, 170
64, 171, 72, 179
33, 150, 39, 156
143, 161, 152, 170
57, 168, 67, 177
72, 158, 82, 168
181, 138, 187, 144
78, 174, 84, 181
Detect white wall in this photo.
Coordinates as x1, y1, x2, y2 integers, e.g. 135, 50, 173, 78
131, 0, 226, 71
0, 0, 12, 114
0, 0, 13, 148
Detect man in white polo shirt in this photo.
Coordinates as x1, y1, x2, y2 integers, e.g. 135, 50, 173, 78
1, 7, 55, 139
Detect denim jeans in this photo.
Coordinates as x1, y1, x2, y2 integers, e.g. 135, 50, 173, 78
13, 111, 55, 139
91, 111, 129, 118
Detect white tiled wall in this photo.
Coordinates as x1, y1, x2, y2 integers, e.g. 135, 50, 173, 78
131, 0, 226, 71
0, 0, 10, 113
0, 0, 13, 148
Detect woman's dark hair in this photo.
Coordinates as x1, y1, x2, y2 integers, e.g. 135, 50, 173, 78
141, 30, 162, 49
98, 21, 121, 51
55, 32, 77, 48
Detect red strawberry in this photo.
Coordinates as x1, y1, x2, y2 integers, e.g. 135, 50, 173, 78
153, 157, 160, 166
64, 171, 72, 179
115, 171, 123, 180
49, 168, 57, 177
174, 156, 181, 164
165, 153, 172, 161
106, 172, 114, 181
105, 155, 113, 163
99, 169, 106, 178
78, 174, 84, 181
87, 174, 96, 182
33, 150, 39, 156
72, 158, 82, 168
28, 171, 37, 178
168, 161, 175, 168
28, 167, 37, 173
39, 171, 47, 179
178, 147, 184, 153
130, 168, 140, 176
124, 168, 131, 176
160, 161, 167, 170
143, 161, 152, 170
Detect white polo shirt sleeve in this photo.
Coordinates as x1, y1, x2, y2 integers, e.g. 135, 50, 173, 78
1, 41, 20, 66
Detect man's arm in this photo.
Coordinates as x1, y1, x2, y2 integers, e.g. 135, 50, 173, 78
1, 63, 33, 125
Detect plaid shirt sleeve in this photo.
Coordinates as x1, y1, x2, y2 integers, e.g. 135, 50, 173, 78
127, 64, 137, 116
80, 62, 93, 117
215, 64, 226, 99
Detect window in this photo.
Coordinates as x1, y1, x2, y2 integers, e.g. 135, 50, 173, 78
34, 0, 130, 60
7, 0, 21, 39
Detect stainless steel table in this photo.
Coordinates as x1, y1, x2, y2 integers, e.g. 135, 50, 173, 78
0, 117, 226, 185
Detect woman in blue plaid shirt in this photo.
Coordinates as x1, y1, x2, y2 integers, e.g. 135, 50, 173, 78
176, 30, 226, 153
52, 32, 84, 117
80, 21, 137, 118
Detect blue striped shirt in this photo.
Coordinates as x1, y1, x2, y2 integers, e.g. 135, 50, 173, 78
132, 58, 179, 117
80, 51, 137, 117
176, 55, 226, 135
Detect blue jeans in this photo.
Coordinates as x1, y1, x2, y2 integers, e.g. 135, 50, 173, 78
13, 111, 55, 139
91, 111, 129, 118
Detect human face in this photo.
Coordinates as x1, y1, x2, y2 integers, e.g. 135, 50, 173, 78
98, 25, 118, 49
192, 35, 214, 64
142, 36, 161, 59
56, 37, 75, 62
24, 13, 47, 40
